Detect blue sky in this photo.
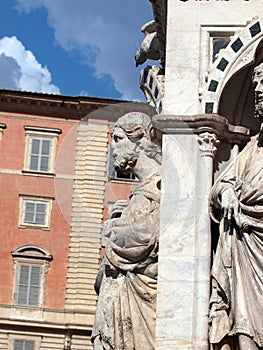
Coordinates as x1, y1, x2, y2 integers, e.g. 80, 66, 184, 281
0, 0, 153, 101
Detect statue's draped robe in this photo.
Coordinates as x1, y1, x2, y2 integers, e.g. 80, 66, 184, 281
209, 136, 263, 347
92, 174, 160, 350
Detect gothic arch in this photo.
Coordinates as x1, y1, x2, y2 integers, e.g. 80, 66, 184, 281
203, 17, 263, 133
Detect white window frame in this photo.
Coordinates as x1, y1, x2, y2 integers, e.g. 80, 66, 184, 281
12, 245, 52, 310
18, 195, 53, 230
201, 26, 244, 68
23, 126, 61, 175
8, 334, 40, 350
199, 25, 245, 98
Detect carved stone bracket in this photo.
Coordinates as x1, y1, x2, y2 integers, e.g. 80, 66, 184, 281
197, 131, 220, 158
153, 113, 250, 146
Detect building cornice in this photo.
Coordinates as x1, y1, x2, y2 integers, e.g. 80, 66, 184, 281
0, 89, 127, 120
0, 304, 95, 330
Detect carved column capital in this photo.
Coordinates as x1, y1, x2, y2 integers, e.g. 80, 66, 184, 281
197, 132, 220, 158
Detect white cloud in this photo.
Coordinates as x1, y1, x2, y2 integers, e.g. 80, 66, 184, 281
0, 53, 22, 90
16, 0, 153, 100
0, 36, 60, 94
79, 89, 90, 97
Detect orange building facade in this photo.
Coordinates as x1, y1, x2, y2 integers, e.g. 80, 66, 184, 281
0, 90, 141, 350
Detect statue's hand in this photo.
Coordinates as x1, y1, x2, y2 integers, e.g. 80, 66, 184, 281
221, 187, 240, 226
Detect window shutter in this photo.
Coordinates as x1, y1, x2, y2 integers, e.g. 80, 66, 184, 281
17, 265, 30, 305
25, 341, 35, 350
14, 340, 23, 350
17, 265, 41, 306
14, 340, 35, 350
35, 203, 46, 225
24, 202, 46, 225
24, 202, 35, 223
29, 138, 51, 172
30, 139, 40, 171
28, 266, 41, 306
40, 140, 51, 172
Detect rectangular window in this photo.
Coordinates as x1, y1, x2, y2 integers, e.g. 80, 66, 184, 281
19, 196, 53, 230
112, 169, 136, 181
24, 202, 46, 225
13, 340, 35, 350
29, 138, 51, 172
212, 36, 231, 62
23, 126, 61, 175
17, 265, 41, 307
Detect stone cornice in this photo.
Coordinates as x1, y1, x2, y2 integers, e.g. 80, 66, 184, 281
0, 316, 93, 332
0, 89, 127, 120
0, 304, 94, 330
153, 113, 251, 144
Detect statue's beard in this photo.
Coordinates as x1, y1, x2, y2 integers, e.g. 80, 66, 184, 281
255, 98, 263, 122
113, 150, 138, 174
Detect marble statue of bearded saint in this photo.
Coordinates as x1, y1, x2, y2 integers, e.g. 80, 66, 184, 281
91, 112, 161, 350
209, 62, 263, 350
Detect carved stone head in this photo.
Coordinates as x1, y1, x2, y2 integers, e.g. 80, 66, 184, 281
111, 112, 157, 174
253, 62, 263, 122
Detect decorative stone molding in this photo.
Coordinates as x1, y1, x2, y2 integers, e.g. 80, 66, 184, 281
0, 304, 94, 350
197, 131, 220, 158
140, 65, 165, 114
11, 244, 52, 261
153, 113, 250, 145
24, 125, 62, 134
0, 90, 127, 119
202, 17, 263, 114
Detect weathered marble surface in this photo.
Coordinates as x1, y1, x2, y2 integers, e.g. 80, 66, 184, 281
155, 131, 213, 350
135, 20, 160, 67
209, 63, 263, 349
92, 112, 161, 350
164, 0, 262, 115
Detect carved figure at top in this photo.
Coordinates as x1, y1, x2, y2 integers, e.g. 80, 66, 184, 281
91, 112, 161, 350
135, 20, 160, 67
209, 62, 263, 350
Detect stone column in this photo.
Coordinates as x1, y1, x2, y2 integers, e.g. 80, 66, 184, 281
197, 130, 219, 190
195, 130, 219, 348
